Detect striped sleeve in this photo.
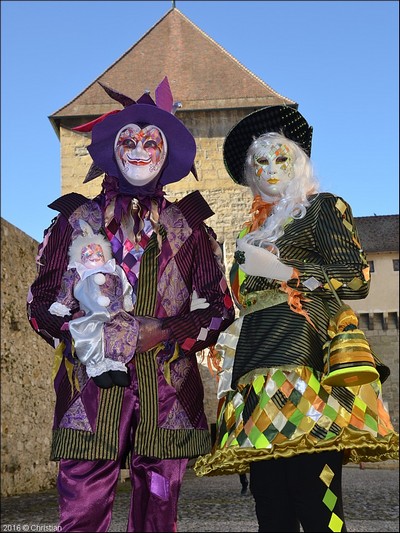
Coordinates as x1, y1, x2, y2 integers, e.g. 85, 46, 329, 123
162, 224, 235, 356
287, 194, 370, 300
27, 214, 74, 348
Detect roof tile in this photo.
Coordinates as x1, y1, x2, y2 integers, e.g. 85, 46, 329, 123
50, 8, 295, 121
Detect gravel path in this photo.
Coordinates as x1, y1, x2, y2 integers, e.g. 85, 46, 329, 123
1, 463, 398, 532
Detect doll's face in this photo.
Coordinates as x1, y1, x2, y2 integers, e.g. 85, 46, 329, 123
252, 142, 294, 199
114, 124, 167, 186
81, 244, 106, 269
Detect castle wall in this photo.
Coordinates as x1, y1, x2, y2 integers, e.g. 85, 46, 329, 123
1, 220, 58, 496
1, 106, 398, 497
1, 216, 397, 497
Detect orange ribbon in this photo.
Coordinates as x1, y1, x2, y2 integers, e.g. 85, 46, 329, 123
200, 345, 223, 380
280, 269, 317, 330
243, 195, 276, 232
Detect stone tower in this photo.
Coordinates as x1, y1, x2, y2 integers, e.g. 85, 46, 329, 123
48, 7, 297, 269
46, 8, 398, 430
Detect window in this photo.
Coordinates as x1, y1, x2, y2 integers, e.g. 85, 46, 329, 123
393, 259, 399, 271
368, 261, 375, 273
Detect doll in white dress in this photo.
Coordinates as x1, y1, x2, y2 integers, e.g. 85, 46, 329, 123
49, 221, 137, 388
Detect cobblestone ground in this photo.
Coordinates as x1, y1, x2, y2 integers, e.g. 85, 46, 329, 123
1, 464, 398, 532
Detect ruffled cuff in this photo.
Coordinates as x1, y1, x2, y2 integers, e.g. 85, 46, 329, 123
48, 302, 71, 317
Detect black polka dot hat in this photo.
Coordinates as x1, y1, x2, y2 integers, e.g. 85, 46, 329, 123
223, 105, 313, 185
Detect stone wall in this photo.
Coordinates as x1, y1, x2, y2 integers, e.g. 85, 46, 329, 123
1, 105, 398, 496
1, 219, 58, 496
1, 218, 398, 498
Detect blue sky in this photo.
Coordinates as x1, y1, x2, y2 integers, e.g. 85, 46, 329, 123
1, 1, 399, 242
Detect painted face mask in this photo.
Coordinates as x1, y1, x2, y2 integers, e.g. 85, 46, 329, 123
114, 124, 167, 186
81, 244, 106, 269
253, 142, 294, 199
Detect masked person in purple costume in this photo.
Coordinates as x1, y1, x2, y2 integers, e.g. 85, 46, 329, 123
27, 77, 235, 532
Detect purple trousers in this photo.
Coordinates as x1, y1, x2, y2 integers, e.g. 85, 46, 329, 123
57, 365, 189, 532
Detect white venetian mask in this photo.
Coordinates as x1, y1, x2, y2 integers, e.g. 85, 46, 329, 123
114, 123, 167, 186
252, 142, 294, 199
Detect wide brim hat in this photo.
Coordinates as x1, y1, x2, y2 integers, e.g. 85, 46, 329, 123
223, 105, 313, 185
87, 103, 196, 187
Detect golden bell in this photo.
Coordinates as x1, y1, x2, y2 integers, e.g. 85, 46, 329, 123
321, 329, 380, 387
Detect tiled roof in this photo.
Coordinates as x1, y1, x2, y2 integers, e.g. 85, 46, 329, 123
50, 8, 296, 126
356, 215, 399, 253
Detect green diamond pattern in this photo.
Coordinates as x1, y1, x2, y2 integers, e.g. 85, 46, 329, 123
323, 487, 337, 511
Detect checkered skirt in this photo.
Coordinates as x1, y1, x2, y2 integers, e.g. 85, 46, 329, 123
195, 365, 398, 476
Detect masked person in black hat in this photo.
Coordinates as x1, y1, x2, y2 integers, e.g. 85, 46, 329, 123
194, 106, 398, 532
27, 77, 235, 532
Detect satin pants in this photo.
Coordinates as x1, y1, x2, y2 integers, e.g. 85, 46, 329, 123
57, 365, 189, 532
250, 450, 347, 533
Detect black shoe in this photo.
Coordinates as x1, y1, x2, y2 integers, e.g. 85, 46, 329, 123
93, 372, 114, 389
240, 484, 249, 496
109, 370, 130, 387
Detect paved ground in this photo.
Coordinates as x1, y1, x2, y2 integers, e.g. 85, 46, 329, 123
1, 462, 398, 532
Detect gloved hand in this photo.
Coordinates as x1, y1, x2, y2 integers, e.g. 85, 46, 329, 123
190, 290, 210, 311
136, 316, 172, 353
236, 237, 294, 281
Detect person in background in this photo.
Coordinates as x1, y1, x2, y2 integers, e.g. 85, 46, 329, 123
195, 106, 398, 532
27, 77, 235, 532
239, 473, 249, 495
